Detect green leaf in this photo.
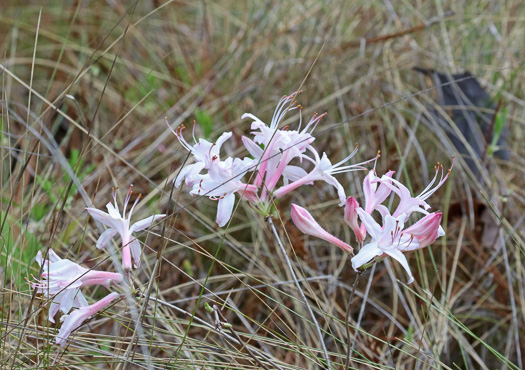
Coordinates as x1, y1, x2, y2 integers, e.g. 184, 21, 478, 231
487, 107, 508, 157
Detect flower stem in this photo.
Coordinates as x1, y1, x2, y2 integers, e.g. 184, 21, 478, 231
266, 216, 331, 369
344, 272, 361, 370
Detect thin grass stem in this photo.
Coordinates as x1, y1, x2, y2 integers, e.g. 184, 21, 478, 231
266, 216, 331, 369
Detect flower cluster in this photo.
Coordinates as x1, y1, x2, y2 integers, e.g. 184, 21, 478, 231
32, 186, 164, 348
170, 92, 373, 227
291, 159, 454, 283
31, 249, 122, 347
29, 90, 455, 357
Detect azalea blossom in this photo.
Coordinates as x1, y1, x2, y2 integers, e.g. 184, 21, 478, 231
172, 92, 370, 227
241, 135, 310, 191
362, 169, 395, 216
32, 249, 123, 323
291, 204, 353, 253
241, 92, 333, 196
377, 158, 455, 220
169, 120, 234, 187
190, 156, 258, 227
55, 292, 120, 348
343, 197, 366, 243
86, 186, 165, 270
274, 146, 371, 205
351, 209, 444, 283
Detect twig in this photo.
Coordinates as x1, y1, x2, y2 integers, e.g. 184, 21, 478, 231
266, 216, 331, 369
344, 273, 361, 370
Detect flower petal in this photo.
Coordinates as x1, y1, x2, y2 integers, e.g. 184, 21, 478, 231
106, 202, 121, 219
216, 193, 236, 227
282, 165, 309, 183
174, 164, 195, 188
130, 214, 166, 233
344, 197, 365, 243
86, 208, 113, 227
291, 204, 353, 253
356, 208, 382, 241
403, 212, 443, 249
322, 174, 347, 206
48, 249, 62, 263
241, 136, 263, 159
74, 291, 89, 307
383, 249, 414, 284
48, 302, 60, 323
35, 250, 44, 267
215, 131, 233, 151
130, 239, 142, 269
96, 228, 117, 249
351, 242, 381, 271
56, 292, 119, 348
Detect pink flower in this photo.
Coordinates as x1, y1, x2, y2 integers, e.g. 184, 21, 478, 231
190, 157, 257, 227
241, 92, 323, 195
343, 197, 366, 243
274, 147, 365, 205
291, 204, 353, 254
351, 209, 444, 283
403, 212, 444, 249
377, 158, 455, 220
86, 186, 165, 270
362, 169, 395, 215
32, 249, 123, 323
55, 292, 120, 348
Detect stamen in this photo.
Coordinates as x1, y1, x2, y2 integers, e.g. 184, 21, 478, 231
333, 144, 359, 168
121, 185, 131, 219
305, 112, 326, 133
297, 105, 303, 131
128, 193, 141, 220
398, 234, 415, 251
208, 143, 216, 158
418, 157, 455, 200
373, 150, 381, 170
192, 120, 197, 143
170, 122, 194, 152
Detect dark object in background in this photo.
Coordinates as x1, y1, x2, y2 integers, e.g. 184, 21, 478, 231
414, 67, 510, 174
415, 68, 510, 249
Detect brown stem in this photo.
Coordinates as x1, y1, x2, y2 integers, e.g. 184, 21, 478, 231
345, 272, 361, 370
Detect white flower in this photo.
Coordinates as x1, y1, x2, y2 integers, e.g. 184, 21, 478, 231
351, 209, 444, 284
86, 186, 165, 270
274, 146, 367, 205
241, 92, 322, 193
377, 158, 455, 221
169, 120, 233, 187
32, 249, 123, 323
190, 157, 257, 227
56, 292, 120, 348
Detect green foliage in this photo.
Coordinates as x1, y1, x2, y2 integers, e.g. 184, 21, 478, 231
30, 149, 95, 221
194, 108, 213, 140
0, 212, 43, 288
487, 107, 508, 157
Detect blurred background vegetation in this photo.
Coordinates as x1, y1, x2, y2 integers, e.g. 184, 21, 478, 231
0, 0, 523, 368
